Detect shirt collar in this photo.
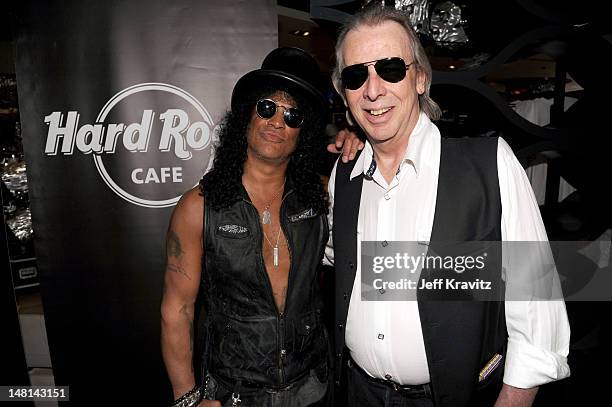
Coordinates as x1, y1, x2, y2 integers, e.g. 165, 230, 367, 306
350, 111, 432, 180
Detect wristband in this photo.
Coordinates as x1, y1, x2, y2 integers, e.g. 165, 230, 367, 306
170, 386, 202, 407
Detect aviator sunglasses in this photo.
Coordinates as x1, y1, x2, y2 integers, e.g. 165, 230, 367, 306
256, 99, 304, 128
341, 57, 414, 90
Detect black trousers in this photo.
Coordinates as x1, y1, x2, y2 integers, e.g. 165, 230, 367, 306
346, 360, 434, 407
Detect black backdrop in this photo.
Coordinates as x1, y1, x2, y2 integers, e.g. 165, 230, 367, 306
14, 1, 276, 404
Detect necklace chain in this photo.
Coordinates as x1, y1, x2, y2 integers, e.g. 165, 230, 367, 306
245, 179, 286, 267
248, 180, 285, 225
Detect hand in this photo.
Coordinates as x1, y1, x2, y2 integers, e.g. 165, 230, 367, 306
199, 399, 222, 407
327, 128, 364, 163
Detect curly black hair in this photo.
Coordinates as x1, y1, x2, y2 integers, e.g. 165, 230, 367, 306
200, 86, 328, 214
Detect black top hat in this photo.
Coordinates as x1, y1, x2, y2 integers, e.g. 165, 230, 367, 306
231, 47, 327, 116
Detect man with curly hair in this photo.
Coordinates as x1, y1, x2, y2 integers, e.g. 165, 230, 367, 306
160, 47, 359, 407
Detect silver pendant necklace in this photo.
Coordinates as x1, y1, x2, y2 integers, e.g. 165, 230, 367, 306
244, 179, 286, 267
255, 180, 286, 225
263, 225, 282, 267
262, 208, 272, 225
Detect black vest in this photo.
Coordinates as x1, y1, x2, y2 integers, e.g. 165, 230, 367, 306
202, 178, 329, 387
333, 137, 507, 407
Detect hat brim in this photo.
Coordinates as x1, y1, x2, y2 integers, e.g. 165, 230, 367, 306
231, 69, 327, 116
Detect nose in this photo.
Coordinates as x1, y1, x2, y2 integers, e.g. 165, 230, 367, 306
363, 65, 385, 101
267, 107, 285, 128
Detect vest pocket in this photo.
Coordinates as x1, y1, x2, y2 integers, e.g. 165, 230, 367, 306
294, 312, 319, 354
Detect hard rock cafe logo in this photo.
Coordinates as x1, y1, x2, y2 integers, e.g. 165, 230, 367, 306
43, 83, 215, 208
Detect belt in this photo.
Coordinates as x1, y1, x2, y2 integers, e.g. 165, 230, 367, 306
212, 362, 322, 393
348, 357, 432, 398
213, 372, 304, 392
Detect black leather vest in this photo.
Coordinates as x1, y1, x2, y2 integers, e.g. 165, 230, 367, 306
333, 137, 507, 407
202, 178, 329, 387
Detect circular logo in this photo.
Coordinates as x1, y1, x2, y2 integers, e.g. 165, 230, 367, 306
93, 83, 213, 208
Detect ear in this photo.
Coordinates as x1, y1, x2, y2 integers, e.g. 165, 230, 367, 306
416, 69, 426, 95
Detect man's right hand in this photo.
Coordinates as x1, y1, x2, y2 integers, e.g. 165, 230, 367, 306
327, 128, 364, 163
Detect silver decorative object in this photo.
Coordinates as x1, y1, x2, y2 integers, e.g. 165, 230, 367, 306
430, 1, 469, 45
362, 0, 385, 9
395, 0, 431, 34
361, 0, 469, 47
6, 208, 33, 242
1, 158, 29, 194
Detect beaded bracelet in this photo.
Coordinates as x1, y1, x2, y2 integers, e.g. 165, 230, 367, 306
170, 386, 202, 407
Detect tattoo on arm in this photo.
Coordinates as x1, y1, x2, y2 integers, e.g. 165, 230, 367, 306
166, 263, 191, 280
167, 230, 183, 258
166, 230, 191, 279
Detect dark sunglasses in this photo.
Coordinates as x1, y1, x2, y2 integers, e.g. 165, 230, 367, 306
341, 57, 414, 90
255, 99, 304, 128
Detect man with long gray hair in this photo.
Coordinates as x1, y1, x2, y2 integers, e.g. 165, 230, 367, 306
326, 5, 570, 407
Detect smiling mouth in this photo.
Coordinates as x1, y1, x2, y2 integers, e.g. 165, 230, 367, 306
367, 107, 392, 116
262, 131, 284, 142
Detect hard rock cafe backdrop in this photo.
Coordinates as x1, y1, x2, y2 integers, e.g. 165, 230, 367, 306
13, 0, 277, 404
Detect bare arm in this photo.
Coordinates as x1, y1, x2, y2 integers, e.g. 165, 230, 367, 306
495, 384, 538, 407
161, 187, 204, 399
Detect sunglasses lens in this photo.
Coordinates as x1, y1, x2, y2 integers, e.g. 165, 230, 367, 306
256, 99, 303, 128
341, 65, 369, 90
375, 57, 408, 83
342, 58, 409, 89
256, 99, 276, 119
284, 108, 304, 128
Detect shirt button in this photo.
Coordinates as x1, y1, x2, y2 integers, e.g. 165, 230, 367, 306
378, 333, 384, 340
385, 374, 392, 380
349, 262, 354, 269
384, 193, 390, 200
343, 292, 348, 300
337, 324, 344, 331
382, 241, 388, 247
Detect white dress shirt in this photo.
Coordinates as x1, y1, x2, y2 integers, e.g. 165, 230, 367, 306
324, 112, 570, 388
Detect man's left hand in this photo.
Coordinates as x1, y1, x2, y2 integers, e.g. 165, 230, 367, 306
327, 128, 364, 163
494, 384, 538, 407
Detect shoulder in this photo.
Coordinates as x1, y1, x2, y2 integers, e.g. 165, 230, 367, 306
170, 186, 204, 230
496, 137, 517, 162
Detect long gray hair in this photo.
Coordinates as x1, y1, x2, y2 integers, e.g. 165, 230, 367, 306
332, 6, 441, 121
